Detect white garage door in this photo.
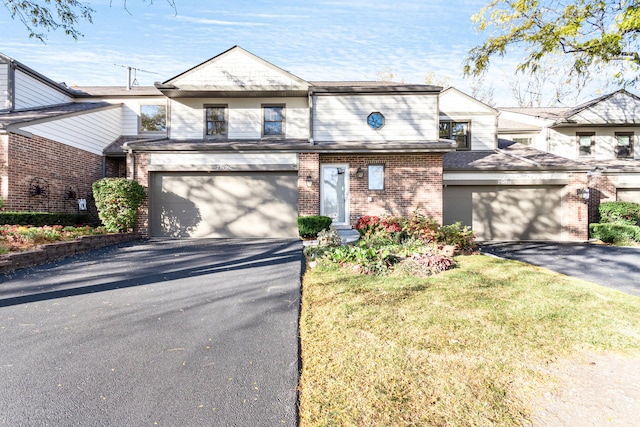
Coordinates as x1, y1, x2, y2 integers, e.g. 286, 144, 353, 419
444, 185, 563, 241
150, 172, 298, 238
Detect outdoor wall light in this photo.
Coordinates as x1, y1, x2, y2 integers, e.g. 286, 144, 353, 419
306, 175, 313, 188
356, 167, 364, 178
577, 188, 590, 203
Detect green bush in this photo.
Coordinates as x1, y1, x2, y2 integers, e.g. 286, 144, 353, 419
92, 178, 145, 233
590, 222, 640, 245
598, 201, 640, 225
437, 222, 476, 252
297, 215, 332, 238
0, 212, 91, 226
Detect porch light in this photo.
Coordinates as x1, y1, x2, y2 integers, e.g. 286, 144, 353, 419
577, 188, 590, 203
306, 175, 313, 188
356, 167, 364, 178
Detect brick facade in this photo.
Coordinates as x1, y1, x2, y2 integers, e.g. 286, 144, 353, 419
131, 152, 149, 235
564, 172, 590, 241
2, 133, 103, 213
298, 153, 445, 226
587, 173, 618, 224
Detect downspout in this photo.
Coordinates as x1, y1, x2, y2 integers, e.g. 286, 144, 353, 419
128, 149, 135, 180
308, 91, 315, 145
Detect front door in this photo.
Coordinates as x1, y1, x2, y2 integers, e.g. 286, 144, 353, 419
320, 164, 349, 227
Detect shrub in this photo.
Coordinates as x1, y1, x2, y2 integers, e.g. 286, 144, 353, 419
297, 216, 332, 238
437, 222, 476, 251
317, 226, 343, 247
0, 212, 92, 227
354, 215, 383, 237
590, 223, 640, 245
92, 178, 146, 233
598, 201, 640, 226
396, 252, 455, 276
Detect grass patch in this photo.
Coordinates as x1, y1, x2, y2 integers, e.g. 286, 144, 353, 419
299, 254, 640, 426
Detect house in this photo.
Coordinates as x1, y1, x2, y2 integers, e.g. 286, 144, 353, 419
498, 90, 640, 223
0, 46, 591, 241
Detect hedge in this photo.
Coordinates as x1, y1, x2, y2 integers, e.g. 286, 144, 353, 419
0, 212, 93, 227
297, 216, 332, 238
598, 201, 640, 225
590, 222, 640, 244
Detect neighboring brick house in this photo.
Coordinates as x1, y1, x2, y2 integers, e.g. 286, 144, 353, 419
0, 46, 592, 241
498, 90, 640, 223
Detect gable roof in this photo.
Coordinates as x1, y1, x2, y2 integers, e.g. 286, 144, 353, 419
0, 52, 77, 98
156, 46, 310, 97
440, 87, 497, 114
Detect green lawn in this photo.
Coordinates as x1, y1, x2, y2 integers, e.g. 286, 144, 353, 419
298, 254, 640, 426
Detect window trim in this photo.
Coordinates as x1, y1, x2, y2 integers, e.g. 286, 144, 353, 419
261, 104, 286, 138
577, 132, 595, 157
615, 132, 634, 158
204, 104, 228, 140
439, 120, 471, 151
367, 164, 385, 191
139, 104, 167, 134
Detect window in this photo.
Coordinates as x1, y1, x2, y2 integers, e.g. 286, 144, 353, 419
205, 105, 227, 139
440, 121, 470, 150
616, 132, 634, 158
577, 133, 595, 157
368, 164, 385, 190
263, 105, 285, 137
140, 105, 166, 133
513, 137, 532, 145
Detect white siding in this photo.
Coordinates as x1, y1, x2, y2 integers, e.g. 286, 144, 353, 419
549, 126, 640, 160
170, 97, 309, 140
0, 62, 9, 110
77, 97, 167, 136
20, 107, 123, 155
172, 50, 307, 90
572, 92, 640, 125
439, 89, 498, 151
14, 70, 72, 109
313, 94, 438, 142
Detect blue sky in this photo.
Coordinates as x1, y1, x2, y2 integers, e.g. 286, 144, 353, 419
0, 0, 616, 106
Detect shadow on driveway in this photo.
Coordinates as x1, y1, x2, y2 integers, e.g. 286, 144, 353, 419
479, 242, 640, 297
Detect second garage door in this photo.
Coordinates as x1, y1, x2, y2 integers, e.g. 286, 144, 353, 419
150, 172, 298, 238
444, 185, 563, 241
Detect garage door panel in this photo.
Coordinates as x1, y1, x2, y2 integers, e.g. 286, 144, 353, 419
617, 189, 640, 204
151, 172, 298, 238
445, 186, 562, 241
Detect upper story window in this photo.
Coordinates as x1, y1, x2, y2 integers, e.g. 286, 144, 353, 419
513, 137, 532, 145
140, 105, 166, 133
205, 105, 227, 139
577, 132, 595, 157
616, 132, 634, 158
263, 105, 285, 137
440, 121, 470, 150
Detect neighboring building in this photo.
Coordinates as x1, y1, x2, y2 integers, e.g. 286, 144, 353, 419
498, 90, 640, 223
0, 46, 593, 241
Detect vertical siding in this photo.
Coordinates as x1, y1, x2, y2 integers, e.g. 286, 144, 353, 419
170, 97, 309, 140
14, 70, 72, 109
20, 107, 123, 155
0, 62, 10, 110
313, 94, 439, 142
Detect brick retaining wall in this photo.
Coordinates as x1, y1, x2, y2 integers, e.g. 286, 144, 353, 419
0, 233, 143, 273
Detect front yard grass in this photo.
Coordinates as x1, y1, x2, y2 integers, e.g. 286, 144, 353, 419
299, 254, 640, 426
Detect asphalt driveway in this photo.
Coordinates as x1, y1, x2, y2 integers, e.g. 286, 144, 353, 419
480, 242, 640, 297
0, 239, 303, 426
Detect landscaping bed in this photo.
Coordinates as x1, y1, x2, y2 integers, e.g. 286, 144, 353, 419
0, 225, 142, 273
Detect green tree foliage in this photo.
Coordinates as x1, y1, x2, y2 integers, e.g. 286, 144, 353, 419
465, 0, 640, 86
92, 178, 145, 233
4, 0, 176, 42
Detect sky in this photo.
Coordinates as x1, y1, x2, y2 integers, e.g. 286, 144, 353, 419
0, 0, 619, 106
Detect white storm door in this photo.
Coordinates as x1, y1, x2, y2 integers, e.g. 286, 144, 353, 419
320, 164, 349, 226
